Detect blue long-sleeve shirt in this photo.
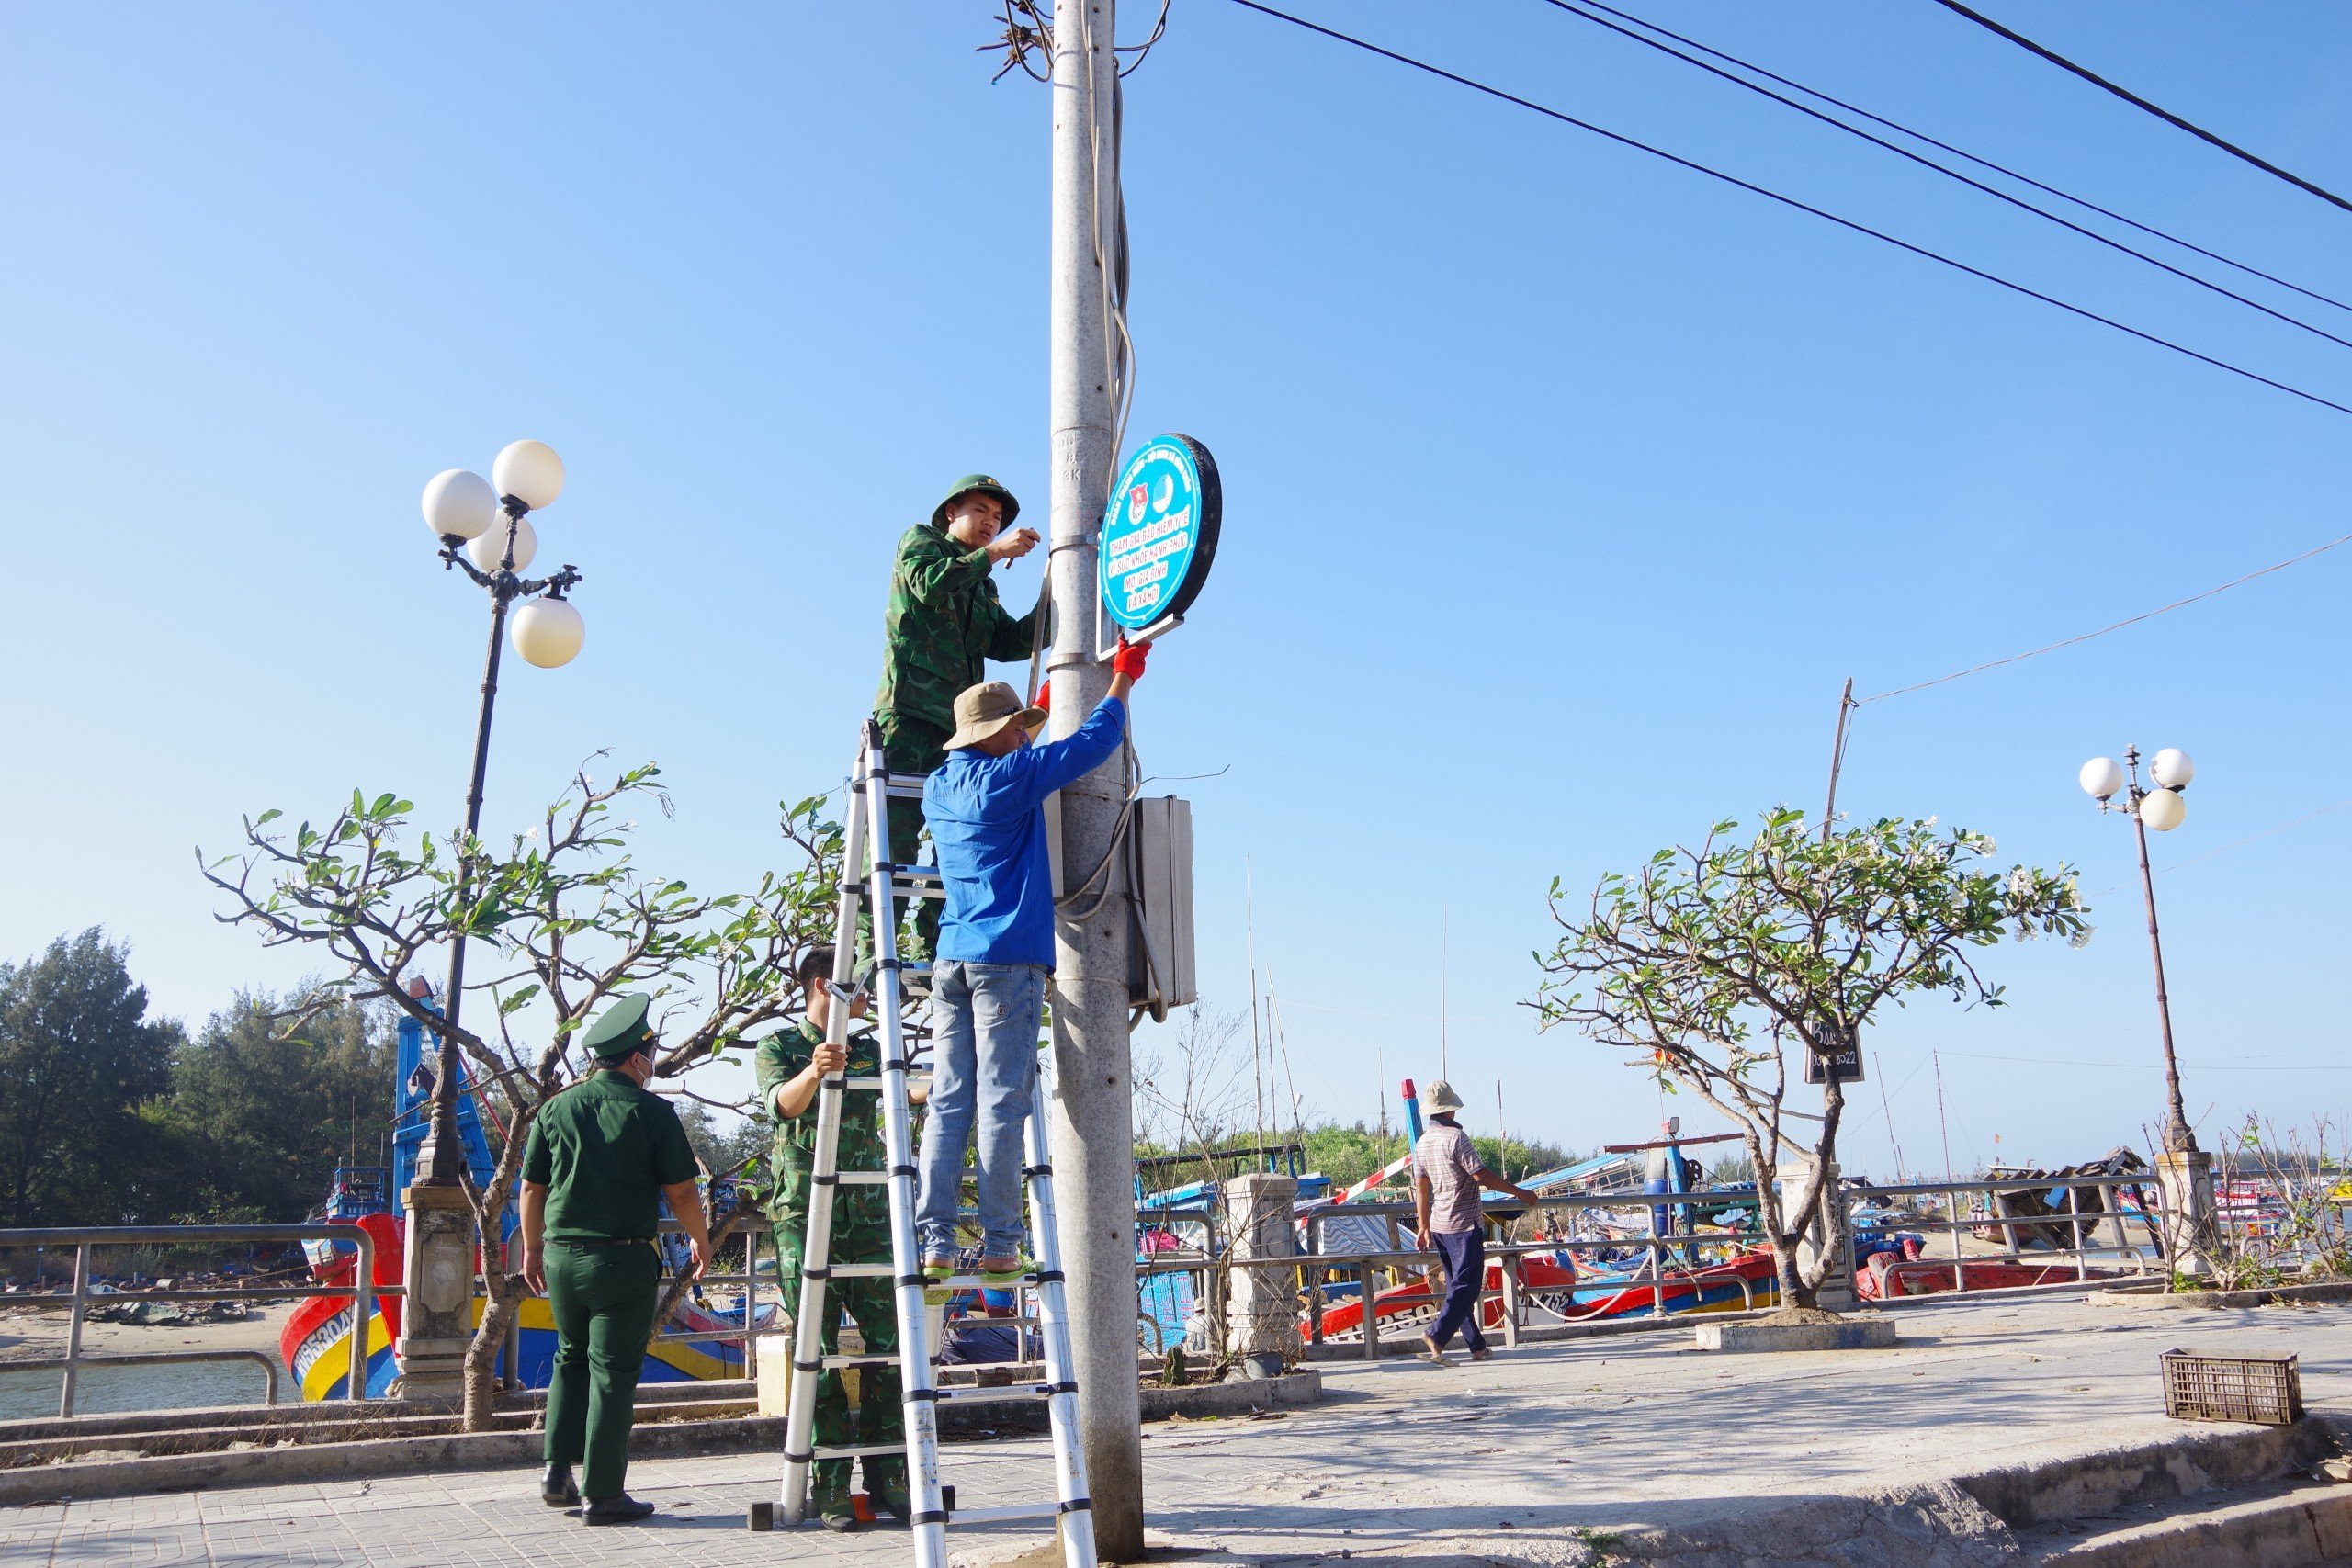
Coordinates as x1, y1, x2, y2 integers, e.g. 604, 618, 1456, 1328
922, 696, 1128, 968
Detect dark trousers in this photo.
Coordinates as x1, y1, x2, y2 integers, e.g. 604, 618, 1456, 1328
1425, 1229, 1488, 1353
544, 1243, 660, 1501
779, 1218, 904, 1494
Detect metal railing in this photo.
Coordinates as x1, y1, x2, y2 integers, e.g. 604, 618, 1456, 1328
1136, 1190, 1781, 1360
0, 1224, 388, 1415
646, 1214, 778, 1377
1837, 1172, 2169, 1304
1140, 1173, 2181, 1359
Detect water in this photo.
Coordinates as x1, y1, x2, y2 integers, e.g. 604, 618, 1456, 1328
0, 1358, 284, 1421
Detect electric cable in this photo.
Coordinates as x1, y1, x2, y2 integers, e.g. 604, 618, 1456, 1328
1578, 0, 2352, 317
1532, 0, 2352, 351
1221, 0, 2352, 420
1857, 527, 2352, 703
1924, 0, 2352, 217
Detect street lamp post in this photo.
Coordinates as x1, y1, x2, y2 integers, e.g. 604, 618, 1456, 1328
401, 440, 586, 1402
2078, 742, 2213, 1272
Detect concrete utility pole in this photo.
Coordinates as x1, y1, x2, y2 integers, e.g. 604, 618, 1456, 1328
1046, 0, 1145, 1557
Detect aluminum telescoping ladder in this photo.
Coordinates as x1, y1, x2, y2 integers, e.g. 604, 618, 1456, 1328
778, 719, 1096, 1568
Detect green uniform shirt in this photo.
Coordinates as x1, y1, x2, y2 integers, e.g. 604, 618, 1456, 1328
875, 523, 1039, 736
757, 1021, 891, 1231
521, 1073, 699, 1242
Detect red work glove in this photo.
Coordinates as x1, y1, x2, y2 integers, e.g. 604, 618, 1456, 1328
1109, 632, 1151, 682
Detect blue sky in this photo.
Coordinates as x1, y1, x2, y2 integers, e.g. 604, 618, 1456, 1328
4, 2, 2350, 1177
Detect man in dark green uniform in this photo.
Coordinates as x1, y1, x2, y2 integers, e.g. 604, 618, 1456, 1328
759, 948, 924, 1530
520, 994, 712, 1526
875, 474, 1042, 957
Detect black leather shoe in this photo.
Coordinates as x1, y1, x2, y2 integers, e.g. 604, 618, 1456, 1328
582, 1495, 657, 1526
540, 1463, 580, 1508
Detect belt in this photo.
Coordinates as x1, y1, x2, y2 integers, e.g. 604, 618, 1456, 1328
549, 1237, 655, 1249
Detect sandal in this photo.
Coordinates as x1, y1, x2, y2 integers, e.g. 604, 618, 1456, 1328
978, 1256, 1032, 1288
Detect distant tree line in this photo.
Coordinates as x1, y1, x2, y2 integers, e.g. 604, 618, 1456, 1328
0, 929, 392, 1227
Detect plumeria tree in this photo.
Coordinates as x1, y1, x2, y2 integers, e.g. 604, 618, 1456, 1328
202, 761, 839, 1427
1532, 809, 2087, 1313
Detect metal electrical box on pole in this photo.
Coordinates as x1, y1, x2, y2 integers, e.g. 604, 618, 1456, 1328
1126, 795, 1196, 1020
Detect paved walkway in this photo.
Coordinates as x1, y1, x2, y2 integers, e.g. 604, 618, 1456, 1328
8, 1294, 2352, 1565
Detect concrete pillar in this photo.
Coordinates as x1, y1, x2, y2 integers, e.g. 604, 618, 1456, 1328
1221, 1173, 1298, 1378
1775, 1154, 1854, 1311
397, 1182, 474, 1403
2156, 1147, 2218, 1278
753, 1331, 795, 1417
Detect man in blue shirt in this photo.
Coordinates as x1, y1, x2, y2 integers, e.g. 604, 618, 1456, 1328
914, 634, 1153, 1281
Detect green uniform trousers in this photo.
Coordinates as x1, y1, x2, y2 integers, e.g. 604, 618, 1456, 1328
876, 716, 948, 963
781, 1219, 904, 1493
543, 1242, 661, 1502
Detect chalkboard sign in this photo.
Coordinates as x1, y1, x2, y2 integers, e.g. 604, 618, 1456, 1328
1803, 1025, 1865, 1085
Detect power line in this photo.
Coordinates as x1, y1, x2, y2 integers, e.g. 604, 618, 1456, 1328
1857, 528, 2352, 703
1925, 0, 2352, 217
1221, 0, 2352, 420
1532, 0, 2352, 355
1568, 0, 2352, 318
2089, 795, 2352, 895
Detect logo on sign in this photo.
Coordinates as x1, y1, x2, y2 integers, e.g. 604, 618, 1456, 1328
1128, 484, 1148, 525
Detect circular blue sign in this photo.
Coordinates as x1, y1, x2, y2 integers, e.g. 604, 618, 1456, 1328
1099, 434, 1221, 631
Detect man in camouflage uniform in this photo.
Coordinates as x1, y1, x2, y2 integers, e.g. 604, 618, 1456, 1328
759, 947, 925, 1530
875, 474, 1041, 958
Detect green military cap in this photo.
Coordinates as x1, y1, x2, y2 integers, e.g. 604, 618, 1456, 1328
930, 473, 1020, 530
580, 994, 654, 1060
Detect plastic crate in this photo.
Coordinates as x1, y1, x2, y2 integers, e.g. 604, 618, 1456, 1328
2160, 1348, 2303, 1426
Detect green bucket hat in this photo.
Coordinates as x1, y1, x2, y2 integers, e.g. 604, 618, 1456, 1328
930, 473, 1020, 530
580, 994, 654, 1061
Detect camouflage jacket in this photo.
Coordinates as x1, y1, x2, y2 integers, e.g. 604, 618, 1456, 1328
875, 524, 1039, 737
756, 1020, 894, 1235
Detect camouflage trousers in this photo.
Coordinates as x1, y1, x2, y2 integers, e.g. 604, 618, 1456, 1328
778, 1217, 903, 1494
873, 715, 947, 964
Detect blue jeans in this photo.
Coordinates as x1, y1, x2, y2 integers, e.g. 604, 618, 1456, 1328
1426, 1229, 1488, 1354
916, 961, 1046, 1261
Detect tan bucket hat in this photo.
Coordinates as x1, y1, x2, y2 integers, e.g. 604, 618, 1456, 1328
944, 681, 1046, 750
1421, 1079, 1465, 1112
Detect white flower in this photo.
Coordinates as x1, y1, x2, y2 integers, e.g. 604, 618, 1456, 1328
2069, 927, 2095, 949
2007, 867, 2031, 898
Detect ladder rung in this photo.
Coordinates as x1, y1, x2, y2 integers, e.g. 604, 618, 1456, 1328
933, 1273, 1046, 1290
851, 884, 948, 904
808, 1440, 909, 1458
854, 773, 929, 800
842, 1075, 934, 1091
951, 1502, 1067, 1525
829, 1264, 896, 1278
820, 1354, 901, 1369
932, 1384, 1068, 1404
831, 1171, 896, 1185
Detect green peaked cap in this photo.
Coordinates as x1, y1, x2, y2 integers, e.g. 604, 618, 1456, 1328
930, 473, 1019, 530
580, 994, 654, 1060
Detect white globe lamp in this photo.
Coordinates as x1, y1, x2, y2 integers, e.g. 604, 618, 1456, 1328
422, 468, 498, 542
465, 516, 537, 574
492, 440, 565, 512
2077, 757, 2124, 801
2150, 748, 2196, 791
2138, 788, 2187, 832
510, 596, 585, 669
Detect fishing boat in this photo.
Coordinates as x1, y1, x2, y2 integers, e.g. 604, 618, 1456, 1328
279, 997, 772, 1400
